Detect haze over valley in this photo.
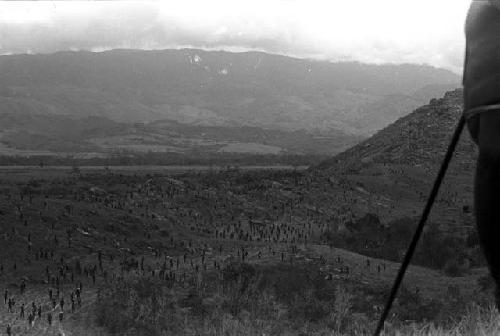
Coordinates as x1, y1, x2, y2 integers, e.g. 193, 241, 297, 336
0, 49, 460, 162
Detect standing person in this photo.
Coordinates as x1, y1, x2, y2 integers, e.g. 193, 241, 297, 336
20, 280, 25, 295
463, 0, 500, 307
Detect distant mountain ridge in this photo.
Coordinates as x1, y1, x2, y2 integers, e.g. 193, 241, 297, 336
0, 49, 459, 133
0, 49, 461, 156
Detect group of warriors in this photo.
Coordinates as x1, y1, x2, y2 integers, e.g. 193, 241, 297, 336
0, 172, 399, 334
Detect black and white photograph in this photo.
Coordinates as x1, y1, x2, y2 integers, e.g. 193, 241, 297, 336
0, 0, 497, 335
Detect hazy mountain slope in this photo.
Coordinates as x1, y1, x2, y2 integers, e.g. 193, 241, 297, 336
0, 49, 460, 135
0, 110, 128, 153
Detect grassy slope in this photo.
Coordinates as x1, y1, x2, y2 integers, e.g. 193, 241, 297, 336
0, 167, 493, 335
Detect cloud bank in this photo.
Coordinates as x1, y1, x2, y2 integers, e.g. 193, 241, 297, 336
0, 0, 470, 73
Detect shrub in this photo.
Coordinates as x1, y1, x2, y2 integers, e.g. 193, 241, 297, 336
328, 286, 354, 333
95, 278, 184, 336
289, 287, 329, 323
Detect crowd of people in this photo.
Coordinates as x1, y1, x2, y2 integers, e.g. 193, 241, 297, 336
0, 171, 405, 334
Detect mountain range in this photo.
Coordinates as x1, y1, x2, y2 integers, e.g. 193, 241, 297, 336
0, 49, 460, 157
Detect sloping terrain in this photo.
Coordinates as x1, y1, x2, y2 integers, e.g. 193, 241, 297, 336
312, 89, 476, 225
317, 88, 474, 172
306, 90, 479, 277
0, 166, 489, 336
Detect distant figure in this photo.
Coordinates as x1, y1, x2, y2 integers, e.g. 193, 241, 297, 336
464, 0, 500, 308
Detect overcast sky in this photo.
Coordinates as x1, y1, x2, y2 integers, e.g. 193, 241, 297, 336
0, 0, 471, 74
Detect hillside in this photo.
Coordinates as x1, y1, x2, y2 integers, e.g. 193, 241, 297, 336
0, 165, 490, 336
310, 89, 477, 248
317, 89, 475, 174
296, 90, 484, 294
0, 49, 460, 158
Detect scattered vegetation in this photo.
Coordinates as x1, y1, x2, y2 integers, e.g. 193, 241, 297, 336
95, 263, 363, 336
323, 214, 482, 275
94, 261, 491, 336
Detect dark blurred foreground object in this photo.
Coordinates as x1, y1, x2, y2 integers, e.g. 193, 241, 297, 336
464, 0, 500, 310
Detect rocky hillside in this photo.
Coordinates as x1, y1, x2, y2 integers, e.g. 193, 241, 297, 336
311, 89, 477, 246
317, 89, 476, 175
